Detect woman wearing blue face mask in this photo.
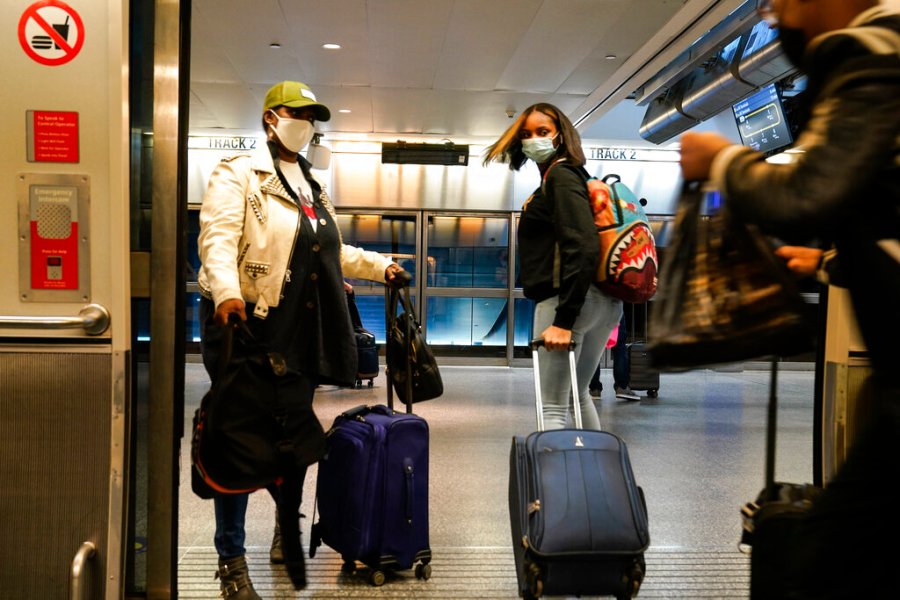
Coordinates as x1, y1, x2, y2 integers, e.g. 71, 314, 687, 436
484, 103, 622, 430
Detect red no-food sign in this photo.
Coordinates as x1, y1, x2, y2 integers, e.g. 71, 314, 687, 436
18, 0, 85, 66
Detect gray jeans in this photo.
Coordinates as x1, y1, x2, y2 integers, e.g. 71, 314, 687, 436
533, 285, 622, 430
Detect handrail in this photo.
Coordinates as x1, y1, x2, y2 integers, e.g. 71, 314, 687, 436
70, 541, 97, 600
0, 304, 110, 335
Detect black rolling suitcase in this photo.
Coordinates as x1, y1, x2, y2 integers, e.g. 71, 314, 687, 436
627, 302, 660, 398
740, 358, 820, 599
346, 288, 379, 388
509, 341, 649, 599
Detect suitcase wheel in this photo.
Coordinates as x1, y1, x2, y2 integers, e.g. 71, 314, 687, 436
525, 563, 543, 599
415, 562, 432, 580
368, 569, 386, 587
340, 559, 356, 574
647, 389, 658, 398
617, 562, 644, 599
367, 379, 374, 388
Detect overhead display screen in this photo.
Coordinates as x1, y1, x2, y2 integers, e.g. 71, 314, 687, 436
732, 83, 793, 153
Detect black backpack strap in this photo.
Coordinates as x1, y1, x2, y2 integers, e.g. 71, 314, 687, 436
345, 287, 364, 332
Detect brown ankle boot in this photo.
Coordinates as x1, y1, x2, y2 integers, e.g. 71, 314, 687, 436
269, 518, 284, 564
215, 555, 261, 600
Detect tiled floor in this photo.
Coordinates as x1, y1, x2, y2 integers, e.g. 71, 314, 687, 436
178, 363, 815, 598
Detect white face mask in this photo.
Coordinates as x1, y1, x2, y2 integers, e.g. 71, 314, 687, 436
521, 135, 558, 163
268, 111, 315, 153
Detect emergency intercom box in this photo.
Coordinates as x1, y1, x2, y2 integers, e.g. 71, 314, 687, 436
17, 172, 91, 303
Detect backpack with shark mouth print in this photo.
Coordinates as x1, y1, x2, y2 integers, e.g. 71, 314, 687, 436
586, 173, 658, 303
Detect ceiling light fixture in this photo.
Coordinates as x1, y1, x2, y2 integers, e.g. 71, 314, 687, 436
270, 42, 281, 49
322, 43, 341, 50
338, 109, 352, 114
605, 54, 617, 60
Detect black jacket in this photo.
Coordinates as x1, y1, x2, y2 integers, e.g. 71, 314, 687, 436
518, 161, 599, 329
715, 7, 900, 377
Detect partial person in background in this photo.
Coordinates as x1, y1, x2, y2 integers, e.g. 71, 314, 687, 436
483, 103, 622, 430
589, 313, 639, 401
198, 80, 402, 598
679, 1, 900, 597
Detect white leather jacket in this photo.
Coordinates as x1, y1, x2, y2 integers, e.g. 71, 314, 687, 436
197, 147, 392, 318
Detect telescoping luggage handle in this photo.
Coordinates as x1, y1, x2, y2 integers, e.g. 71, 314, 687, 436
385, 269, 414, 413
530, 339, 580, 431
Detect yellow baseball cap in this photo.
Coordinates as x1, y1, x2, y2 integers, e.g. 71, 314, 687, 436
263, 81, 331, 122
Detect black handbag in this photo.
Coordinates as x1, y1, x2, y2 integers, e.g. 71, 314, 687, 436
648, 182, 814, 370
191, 319, 325, 499
386, 284, 443, 405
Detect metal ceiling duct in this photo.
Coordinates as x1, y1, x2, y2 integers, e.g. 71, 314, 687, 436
640, 93, 700, 144
639, 22, 797, 144
736, 38, 796, 86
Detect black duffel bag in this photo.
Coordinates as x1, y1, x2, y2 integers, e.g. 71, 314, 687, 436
386, 282, 443, 405
191, 318, 325, 499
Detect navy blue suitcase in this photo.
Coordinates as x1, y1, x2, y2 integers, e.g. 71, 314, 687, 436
310, 403, 431, 585
346, 289, 379, 388
354, 330, 379, 387
509, 342, 649, 599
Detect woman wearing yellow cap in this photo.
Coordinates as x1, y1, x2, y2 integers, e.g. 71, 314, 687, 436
197, 80, 403, 597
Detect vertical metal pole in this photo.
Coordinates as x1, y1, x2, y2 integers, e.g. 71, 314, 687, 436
418, 212, 428, 329
147, 0, 188, 597
506, 212, 516, 366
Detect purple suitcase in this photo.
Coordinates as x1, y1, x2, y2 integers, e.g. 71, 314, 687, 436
310, 404, 431, 584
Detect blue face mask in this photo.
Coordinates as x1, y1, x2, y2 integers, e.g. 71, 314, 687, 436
522, 135, 558, 163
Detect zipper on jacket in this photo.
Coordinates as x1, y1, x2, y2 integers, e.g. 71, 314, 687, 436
237, 242, 250, 267
278, 211, 303, 300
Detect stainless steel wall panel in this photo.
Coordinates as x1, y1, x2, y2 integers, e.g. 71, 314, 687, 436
0, 348, 112, 598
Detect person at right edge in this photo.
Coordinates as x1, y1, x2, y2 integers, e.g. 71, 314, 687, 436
483, 104, 622, 430
680, 1, 900, 598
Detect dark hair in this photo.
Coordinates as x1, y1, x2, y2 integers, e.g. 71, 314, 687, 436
482, 103, 585, 170
261, 107, 276, 133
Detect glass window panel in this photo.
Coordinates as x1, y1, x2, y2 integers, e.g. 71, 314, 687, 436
514, 297, 535, 347
352, 292, 420, 345
354, 293, 388, 344
336, 213, 417, 289
428, 216, 509, 288
426, 296, 508, 346
186, 208, 201, 281
133, 298, 150, 344
187, 292, 203, 343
